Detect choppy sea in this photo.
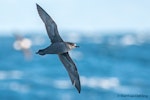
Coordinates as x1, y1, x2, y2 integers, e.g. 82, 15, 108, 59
0, 31, 150, 100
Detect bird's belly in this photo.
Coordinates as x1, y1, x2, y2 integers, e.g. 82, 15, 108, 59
46, 42, 69, 54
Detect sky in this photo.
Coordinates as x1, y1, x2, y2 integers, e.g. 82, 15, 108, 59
0, 0, 150, 33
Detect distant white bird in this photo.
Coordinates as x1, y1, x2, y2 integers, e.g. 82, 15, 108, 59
13, 34, 32, 59
36, 4, 81, 93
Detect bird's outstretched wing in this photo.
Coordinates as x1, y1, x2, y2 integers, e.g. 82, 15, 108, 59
58, 52, 81, 93
36, 4, 63, 43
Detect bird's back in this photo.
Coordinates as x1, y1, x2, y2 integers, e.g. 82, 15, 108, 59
44, 42, 70, 54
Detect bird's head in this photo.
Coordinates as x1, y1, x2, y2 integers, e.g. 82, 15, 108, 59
36, 49, 45, 55
67, 42, 79, 49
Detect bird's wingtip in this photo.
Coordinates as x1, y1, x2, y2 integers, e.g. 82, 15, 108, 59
78, 89, 81, 93
74, 82, 81, 94
76, 87, 81, 93
36, 3, 39, 7
36, 3, 43, 11
36, 3, 40, 9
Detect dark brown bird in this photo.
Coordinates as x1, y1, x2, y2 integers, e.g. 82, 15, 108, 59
36, 4, 81, 93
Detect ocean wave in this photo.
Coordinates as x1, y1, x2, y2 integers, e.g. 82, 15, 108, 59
53, 76, 142, 94
0, 70, 23, 80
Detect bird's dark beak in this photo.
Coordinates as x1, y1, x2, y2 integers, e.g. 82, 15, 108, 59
36, 52, 38, 54
75, 45, 80, 48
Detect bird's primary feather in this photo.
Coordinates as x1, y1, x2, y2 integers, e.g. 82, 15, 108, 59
36, 4, 63, 43
58, 52, 81, 93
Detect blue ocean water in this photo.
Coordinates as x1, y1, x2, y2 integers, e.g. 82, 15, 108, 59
0, 32, 150, 100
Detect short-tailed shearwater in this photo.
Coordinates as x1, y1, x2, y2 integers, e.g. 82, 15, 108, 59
36, 4, 81, 93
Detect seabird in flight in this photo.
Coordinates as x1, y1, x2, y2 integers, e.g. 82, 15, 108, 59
36, 4, 81, 93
